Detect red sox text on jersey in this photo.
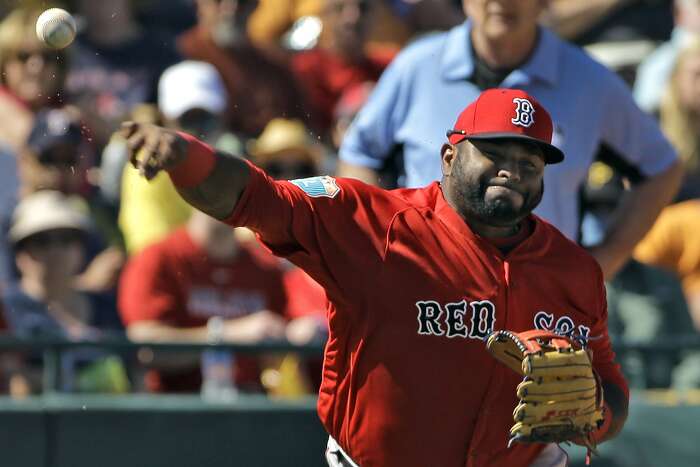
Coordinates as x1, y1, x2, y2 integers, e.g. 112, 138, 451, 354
415, 300, 591, 340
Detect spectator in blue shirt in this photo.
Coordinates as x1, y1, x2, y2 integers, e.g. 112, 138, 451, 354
338, 0, 683, 279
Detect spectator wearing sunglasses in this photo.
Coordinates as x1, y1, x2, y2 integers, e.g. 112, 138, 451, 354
0, 8, 70, 153
249, 118, 325, 179
13, 108, 125, 296
0, 8, 73, 235
246, 118, 330, 392
248, 117, 329, 346
2, 190, 124, 394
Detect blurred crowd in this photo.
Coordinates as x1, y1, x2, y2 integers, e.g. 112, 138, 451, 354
0, 0, 698, 397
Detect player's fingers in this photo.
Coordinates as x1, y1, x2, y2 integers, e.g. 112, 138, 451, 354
120, 121, 139, 139
142, 140, 170, 180
136, 138, 162, 180
126, 133, 146, 167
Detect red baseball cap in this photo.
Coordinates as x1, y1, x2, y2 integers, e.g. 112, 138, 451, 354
447, 88, 564, 164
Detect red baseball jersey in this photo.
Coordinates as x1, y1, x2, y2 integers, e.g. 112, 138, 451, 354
118, 228, 287, 391
227, 162, 628, 467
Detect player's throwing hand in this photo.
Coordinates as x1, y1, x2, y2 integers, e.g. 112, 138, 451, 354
120, 121, 189, 180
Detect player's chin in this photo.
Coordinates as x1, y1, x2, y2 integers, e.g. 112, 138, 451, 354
485, 189, 524, 211
483, 201, 524, 225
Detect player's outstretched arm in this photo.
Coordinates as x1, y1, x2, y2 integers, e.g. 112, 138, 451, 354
120, 121, 250, 220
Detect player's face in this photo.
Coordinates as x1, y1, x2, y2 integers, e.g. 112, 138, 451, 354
463, 0, 545, 40
442, 139, 545, 227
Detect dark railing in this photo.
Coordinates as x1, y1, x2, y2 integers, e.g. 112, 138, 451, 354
1, 334, 700, 393
0, 335, 326, 353
609, 334, 700, 351
0, 335, 325, 393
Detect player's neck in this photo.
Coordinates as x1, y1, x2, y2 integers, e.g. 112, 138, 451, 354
470, 27, 539, 71
465, 218, 522, 239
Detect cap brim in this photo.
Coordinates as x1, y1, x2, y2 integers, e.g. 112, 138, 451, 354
160, 93, 226, 121
465, 133, 564, 164
9, 209, 89, 243
10, 223, 86, 244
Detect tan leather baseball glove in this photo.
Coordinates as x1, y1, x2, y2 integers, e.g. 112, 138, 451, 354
486, 329, 605, 452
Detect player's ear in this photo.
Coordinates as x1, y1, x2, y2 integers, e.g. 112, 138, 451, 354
441, 143, 456, 176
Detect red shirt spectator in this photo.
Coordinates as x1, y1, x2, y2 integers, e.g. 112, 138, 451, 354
119, 225, 288, 392
177, 0, 308, 138
292, 48, 394, 132
287, 0, 398, 133
238, 228, 327, 321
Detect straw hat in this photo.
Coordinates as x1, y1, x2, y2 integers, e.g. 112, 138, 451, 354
248, 118, 321, 167
9, 190, 90, 244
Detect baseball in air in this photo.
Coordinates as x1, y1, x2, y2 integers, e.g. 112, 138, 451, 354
36, 8, 77, 50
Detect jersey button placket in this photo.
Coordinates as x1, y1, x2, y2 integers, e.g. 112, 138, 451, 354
502, 260, 512, 327
466, 259, 510, 465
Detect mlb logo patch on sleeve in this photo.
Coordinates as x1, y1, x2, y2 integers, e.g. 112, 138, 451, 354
291, 176, 340, 198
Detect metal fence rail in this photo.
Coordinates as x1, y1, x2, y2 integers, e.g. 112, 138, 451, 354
0, 335, 326, 393
0, 335, 326, 353
2, 334, 698, 352
1, 334, 699, 393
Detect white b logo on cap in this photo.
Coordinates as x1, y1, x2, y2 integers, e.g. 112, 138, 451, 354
511, 98, 535, 128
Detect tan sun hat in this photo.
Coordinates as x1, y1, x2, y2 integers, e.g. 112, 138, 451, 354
248, 118, 322, 167
9, 190, 90, 244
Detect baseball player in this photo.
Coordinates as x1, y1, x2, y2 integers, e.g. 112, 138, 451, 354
121, 88, 628, 467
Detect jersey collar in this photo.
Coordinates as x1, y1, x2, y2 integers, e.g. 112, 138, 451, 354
440, 20, 560, 88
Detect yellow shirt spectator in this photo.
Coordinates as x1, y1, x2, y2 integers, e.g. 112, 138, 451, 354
635, 200, 700, 329
119, 163, 192, 255
635, 200, 700, 294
